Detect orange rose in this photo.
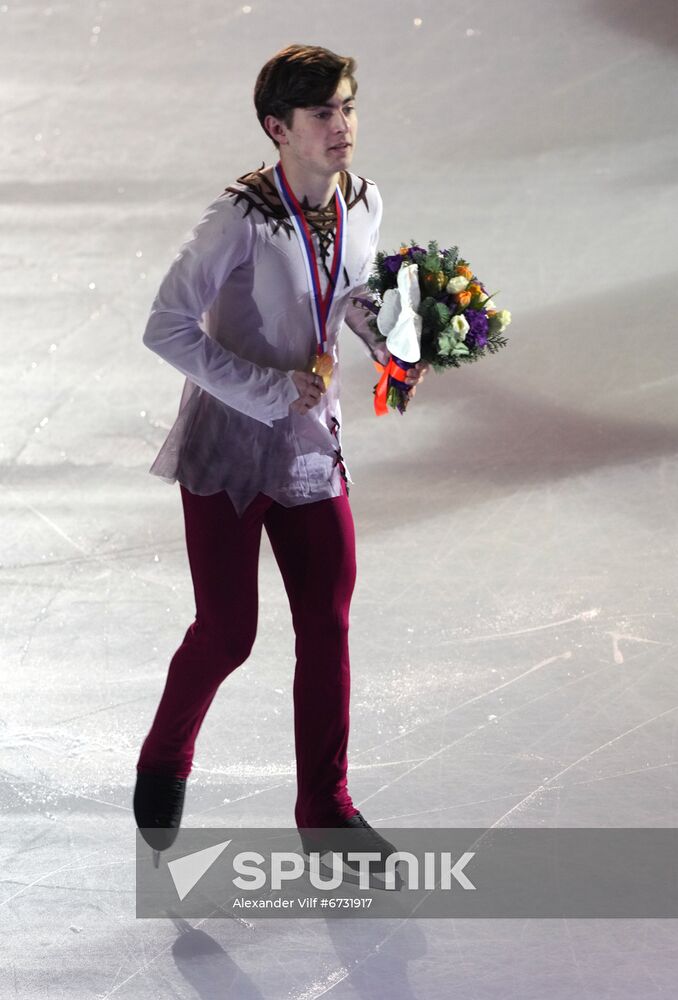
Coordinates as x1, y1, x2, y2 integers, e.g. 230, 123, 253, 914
457, 290, 472, 308
467, 283, 482, 296
455, 264, 473, 280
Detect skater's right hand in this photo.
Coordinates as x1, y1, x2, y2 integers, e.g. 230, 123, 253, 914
289, 370, 327, 414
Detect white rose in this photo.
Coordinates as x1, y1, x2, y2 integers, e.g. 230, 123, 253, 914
496, 309, 512, 331
451, 313, 470, 341
482, 297, 496, 312
446, 275, 469, 294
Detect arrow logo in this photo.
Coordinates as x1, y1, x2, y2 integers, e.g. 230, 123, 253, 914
167, 839, 232, 900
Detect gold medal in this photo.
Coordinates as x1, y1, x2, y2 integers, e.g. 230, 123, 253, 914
307, 350, 334, 390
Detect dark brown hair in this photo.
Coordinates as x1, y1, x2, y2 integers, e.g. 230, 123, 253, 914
254, 44, 357, 149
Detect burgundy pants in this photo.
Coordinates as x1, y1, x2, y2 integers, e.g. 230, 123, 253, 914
136, 476, 360, 828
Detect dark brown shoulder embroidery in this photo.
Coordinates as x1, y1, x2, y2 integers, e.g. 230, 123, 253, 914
222, 161, 293, 237
221, 166, 376, 290
222, 167, 373, 225
345, 173, 376, 216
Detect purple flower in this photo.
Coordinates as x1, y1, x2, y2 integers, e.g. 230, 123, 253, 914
383, 246, 428, 274
383, 254, 403, 274
463, 308, 489, 348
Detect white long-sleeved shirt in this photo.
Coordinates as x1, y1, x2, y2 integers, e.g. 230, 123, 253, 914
143, 163, 390, 518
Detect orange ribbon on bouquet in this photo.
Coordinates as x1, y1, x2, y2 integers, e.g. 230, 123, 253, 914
373, 356, 410, 416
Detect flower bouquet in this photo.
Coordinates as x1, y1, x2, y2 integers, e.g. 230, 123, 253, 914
363, 240, 512, 415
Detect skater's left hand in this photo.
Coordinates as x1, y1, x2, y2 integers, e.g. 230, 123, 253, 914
404, 361, 430, 399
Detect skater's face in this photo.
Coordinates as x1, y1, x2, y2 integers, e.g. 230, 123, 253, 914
268, 77, 357, 182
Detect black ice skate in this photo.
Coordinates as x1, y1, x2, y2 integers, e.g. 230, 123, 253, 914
298, 811, 403, 891
133, 771, 187, 868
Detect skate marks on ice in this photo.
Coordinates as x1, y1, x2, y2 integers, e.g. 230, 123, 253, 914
347, 608, 675, 825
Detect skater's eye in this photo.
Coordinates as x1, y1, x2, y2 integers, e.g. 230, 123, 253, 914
315, 107, 355, 119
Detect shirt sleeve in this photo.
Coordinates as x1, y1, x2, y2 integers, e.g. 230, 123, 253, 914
143, 192, 300, 427
343, 182, 391, 367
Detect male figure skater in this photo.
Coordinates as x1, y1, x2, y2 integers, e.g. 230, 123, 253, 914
133, 43, 429, 868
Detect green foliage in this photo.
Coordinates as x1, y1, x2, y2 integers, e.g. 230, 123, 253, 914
419, 296, 451, 333
442, 246, 460, 274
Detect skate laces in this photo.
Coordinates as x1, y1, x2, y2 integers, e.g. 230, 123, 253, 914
148, 776, 185, 827
343, 812, 395, 855
162, 780, 184, 818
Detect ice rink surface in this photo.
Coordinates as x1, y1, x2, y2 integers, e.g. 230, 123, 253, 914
2, 0, 678, 996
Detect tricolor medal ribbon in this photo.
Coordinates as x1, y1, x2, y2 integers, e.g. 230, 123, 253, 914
273, 160, 347, 389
